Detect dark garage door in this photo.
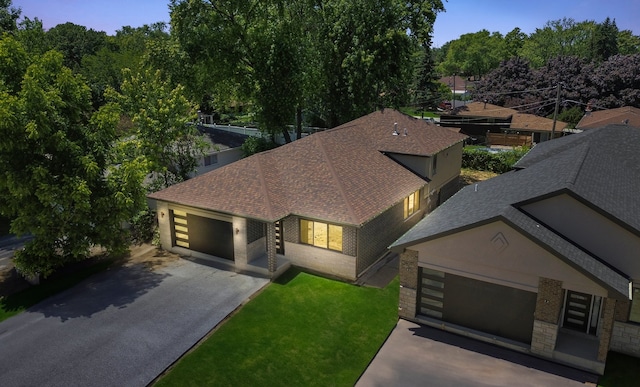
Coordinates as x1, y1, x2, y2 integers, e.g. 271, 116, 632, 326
419, 269, 536, 344
172, 211, 234, 261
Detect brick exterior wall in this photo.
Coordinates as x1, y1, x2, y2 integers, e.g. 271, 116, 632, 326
283, 216, 298, 243
266, 222, 277, 274
598, 298, 616, 363
357, 190, 425, 275
614, 298, 630, 322
398, 249, 418, 319
534, 278, 563, 324
611, 321, 640, 357
531, 320, 559, 357
247, 219, 265, 243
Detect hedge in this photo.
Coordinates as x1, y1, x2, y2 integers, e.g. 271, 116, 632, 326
462, 147, 530, 174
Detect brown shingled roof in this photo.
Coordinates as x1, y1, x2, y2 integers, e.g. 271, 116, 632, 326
451, 101, 567, 131
576, 106, 640, 129
148, 109, 467, 226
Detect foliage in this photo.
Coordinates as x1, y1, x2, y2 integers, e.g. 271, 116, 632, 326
155, 269, 399, 386
438, 29, 506, 79
0, 0, 19, 34
597, 351, 640, 387
170, 0, 445, 132
46, 22, 108, 71
129, 208, 157, 245
0, 38, 144, 277
462, 147, 530, 174
107, 68, 207, 191
240, 136, 278, 158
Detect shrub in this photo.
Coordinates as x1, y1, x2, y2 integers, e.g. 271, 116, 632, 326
462, 147, 529, 173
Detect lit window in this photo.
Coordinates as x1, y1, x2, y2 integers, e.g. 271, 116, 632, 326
630, 286, 640, 323
404, 190, 420, 219
300, 219, 343, 252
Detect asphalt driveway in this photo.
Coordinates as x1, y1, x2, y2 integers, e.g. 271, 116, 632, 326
356, 319, 600, 387
0, 251, 268, 387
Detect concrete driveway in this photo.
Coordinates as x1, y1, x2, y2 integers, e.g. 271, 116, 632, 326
357, 319, 600, 387
0, 250, 268, 387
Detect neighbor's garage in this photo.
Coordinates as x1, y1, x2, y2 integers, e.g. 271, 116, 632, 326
418, 267, 536, 344
171, 210, 235, 261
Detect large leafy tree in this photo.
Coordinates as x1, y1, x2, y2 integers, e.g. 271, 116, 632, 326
108, 68, 207, 191
0, 37, 146, 277
170, 0, 444, 131
0, 0, 19, 34
46, 22, 108, 71
438, 29, 506, 79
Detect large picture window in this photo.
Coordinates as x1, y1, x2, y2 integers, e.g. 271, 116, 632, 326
300, 219, 343, 252
630, 286, 640, 323
404, 190, 420, 219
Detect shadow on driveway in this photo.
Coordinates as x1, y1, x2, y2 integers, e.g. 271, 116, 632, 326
30, 263, 168, 321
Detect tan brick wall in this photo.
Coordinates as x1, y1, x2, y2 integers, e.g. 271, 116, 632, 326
598, 298, 616, 363
611, 321, 640, 357
531, 320, 558, 358
398, 249, 419, 319
534, 277, 563, 324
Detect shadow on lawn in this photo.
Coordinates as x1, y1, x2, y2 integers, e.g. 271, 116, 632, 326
24, 263, 168, 321
409, 324, 599, 385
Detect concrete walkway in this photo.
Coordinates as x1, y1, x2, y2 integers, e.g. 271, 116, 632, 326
0, 256, 268, 387
357, 319, 599, 387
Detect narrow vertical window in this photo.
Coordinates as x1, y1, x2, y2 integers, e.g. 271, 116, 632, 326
403, 190, 420, 219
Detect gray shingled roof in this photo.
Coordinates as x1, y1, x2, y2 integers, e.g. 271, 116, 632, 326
391, 125, 639, 297
148, 109, 467, 226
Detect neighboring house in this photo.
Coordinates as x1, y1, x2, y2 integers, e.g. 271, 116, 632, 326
390, 124, 640, 374
440, 101, 568, 146
575, 106, 640, 130
148, 109, 467, 280
194, 125, 249, 176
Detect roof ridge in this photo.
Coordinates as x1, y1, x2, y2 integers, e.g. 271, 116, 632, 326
254, 154, 278, 221
317, 134, 360, 225
565, 142, 591, 187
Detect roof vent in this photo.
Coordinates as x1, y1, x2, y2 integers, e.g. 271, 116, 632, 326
393, 122, 399, 135
623, 119, 629, 125
403, 128, 408, 136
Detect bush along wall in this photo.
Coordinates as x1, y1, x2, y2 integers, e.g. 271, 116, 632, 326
462, 147, 530, 173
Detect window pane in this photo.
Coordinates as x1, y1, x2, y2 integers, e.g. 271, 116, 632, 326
328, 224, 343, 251
313, 222, 328, 248
414, 190, 420, 211
300, 219, 313, 245
630, 287, 640, 323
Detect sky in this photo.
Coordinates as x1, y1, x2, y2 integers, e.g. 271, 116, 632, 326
12, 0, 640, 46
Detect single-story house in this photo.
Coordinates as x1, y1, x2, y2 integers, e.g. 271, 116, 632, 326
576, 106, 640, 130
148, 109, 467, 280
194, 125, 249, 176
440, 101, 568, 146
390, 124, 640, 374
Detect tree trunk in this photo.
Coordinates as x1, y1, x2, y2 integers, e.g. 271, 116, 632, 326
281, 126, 292, 143
296, 106, 302, 140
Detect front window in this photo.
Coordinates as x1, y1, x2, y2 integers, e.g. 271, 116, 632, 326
404, 190, 420, 219
630, 286, 640, 323
300, 219, 343, 252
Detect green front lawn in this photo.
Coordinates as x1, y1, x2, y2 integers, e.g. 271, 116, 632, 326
599, 351, 640, 387
154, 269, 399, 386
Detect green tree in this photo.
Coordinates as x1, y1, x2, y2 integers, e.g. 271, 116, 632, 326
519, 18, 596, 67
0, 0, 19, 34
109, 68, 207, 190
438, 30, 506, 79
46, 22, 108, 71
617, 30, 640, 55
589, 17, 618, 62
16, 17, 50, 56
0, 38, 145, 277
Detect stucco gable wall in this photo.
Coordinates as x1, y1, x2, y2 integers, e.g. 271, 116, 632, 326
412, 221, 607, 297
521, 193, 640, 281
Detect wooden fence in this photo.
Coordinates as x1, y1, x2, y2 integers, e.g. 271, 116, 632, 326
487, 132, 533, 147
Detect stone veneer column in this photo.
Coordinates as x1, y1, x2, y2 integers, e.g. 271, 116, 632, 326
598, 298, 616, 363
531, 277, 563, 358
398, 249, 419, 319
266, 222, 277, 276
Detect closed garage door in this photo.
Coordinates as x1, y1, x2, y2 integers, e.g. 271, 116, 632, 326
171, 210, 234, 261
419, 268, 536, 344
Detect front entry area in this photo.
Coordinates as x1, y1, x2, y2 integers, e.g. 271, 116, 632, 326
562, 290, 601, 335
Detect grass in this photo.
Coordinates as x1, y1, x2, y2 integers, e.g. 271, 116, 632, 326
0, 258, 115, 322
154, 268, 399, 387
598, 351, 640, 387
399, 106, 439, 118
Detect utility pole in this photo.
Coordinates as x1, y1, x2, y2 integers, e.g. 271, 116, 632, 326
551, 83, 561, 140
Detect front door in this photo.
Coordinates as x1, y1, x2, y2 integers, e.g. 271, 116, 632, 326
563, 290, 593, 333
